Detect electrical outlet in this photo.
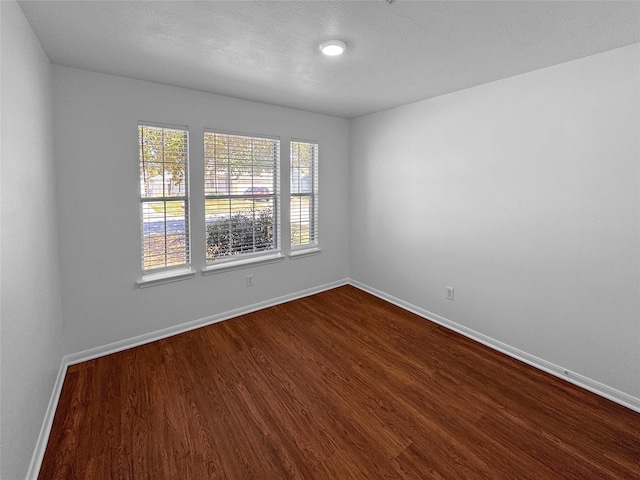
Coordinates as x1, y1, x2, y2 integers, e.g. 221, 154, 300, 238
446, 286, 454, 300
246, 274, 254, 287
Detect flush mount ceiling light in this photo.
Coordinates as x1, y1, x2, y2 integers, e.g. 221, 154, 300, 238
319, 40, 346, 56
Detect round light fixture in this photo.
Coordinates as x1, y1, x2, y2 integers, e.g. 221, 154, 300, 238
319, 40, 346, 56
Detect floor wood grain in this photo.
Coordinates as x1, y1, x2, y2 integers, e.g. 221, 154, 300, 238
39, 285, 640, 479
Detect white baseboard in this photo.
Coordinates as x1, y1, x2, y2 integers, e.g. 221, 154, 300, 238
26, 358, 68, 480
27, 278, 348, 479
349, 279, 640, 414
64, 279, 349, 367
29, 277, 640, 479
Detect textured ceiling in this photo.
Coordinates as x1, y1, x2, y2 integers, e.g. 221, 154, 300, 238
18, 0, 640, 118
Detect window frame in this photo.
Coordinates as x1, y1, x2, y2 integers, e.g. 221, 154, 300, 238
137, 122, 193, 285
290, 139, 319, 253
202, 129, 282, 272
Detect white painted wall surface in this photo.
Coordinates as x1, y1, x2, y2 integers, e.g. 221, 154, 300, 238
1, 2, 65, 478
350, 44, 640, 399
52, 67, 350, 355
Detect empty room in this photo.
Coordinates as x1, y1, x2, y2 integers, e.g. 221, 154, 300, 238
1, 1, 639, 479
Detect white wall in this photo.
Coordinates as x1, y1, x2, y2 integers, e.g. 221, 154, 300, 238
0, 2, 65, 478
52, 67, 350, 355
2, 8, 637, 475
350, 44, 640, 399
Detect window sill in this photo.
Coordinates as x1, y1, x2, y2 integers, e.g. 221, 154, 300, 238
136, 268, 196, 288
289, 247, 322, 260
202, 253, 285, 275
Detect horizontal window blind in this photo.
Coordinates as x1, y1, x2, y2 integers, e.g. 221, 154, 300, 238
290, 140, 318, 248
204, 131, 280, 263
139, 123, 190, 273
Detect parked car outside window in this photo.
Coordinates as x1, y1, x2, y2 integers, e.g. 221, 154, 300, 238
244, 187, 270, 197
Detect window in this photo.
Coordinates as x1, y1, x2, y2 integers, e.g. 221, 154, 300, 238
139, 123, 190, 274
204, 131, 280, 263
290, 140, 318, 248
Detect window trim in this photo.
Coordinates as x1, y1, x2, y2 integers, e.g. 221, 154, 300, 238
201, 252, 285, 275
203, 129, 281, 266
288, 247, 322, 260
136, 267, 197, 288
138, 122, 191, 283
290, 138, 319, 251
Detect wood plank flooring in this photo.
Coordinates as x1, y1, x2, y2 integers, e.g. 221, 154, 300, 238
39, 285, 640, 479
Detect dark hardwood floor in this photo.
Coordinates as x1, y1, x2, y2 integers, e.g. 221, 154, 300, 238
39, 285, 640, 479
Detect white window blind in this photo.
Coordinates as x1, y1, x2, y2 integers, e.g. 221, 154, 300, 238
204, 131, 280, 263
290, 140, 318, 248
139, 123, 190, 273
